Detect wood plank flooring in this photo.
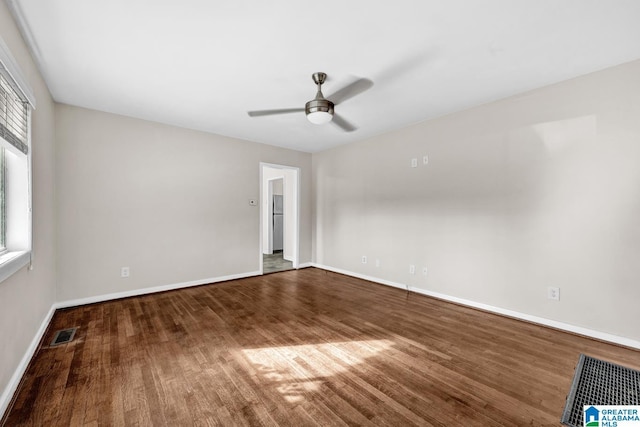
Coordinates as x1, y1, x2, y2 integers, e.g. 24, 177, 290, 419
3, 268, 639, 426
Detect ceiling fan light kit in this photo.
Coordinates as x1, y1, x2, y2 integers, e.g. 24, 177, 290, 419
305, 100, 334, 124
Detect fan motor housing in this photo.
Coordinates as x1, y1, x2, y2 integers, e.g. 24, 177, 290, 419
305, 98, 334, 116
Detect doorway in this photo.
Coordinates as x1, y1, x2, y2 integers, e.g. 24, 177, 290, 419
260, 163, 300, 274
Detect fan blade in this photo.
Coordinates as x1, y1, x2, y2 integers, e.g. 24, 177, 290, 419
332, 114, 357, 132
248, 108, 304, 117
326, 78, 373, 105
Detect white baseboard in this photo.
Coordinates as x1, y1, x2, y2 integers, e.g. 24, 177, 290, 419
0, 305, 56, 418
55, 270, 262, 309
297, 262, 313, 269
310, 263, 408, 290
311, 263, 640, 350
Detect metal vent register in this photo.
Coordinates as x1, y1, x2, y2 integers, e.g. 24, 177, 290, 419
50, 328, 77, 346
561, 354, 640, 427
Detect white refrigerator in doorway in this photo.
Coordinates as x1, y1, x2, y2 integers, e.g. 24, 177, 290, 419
273, 195, 283, 251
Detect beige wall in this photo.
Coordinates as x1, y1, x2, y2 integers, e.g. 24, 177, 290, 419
55, 105, 312, 301
272, 178, 283, 195
0, 1, 57, 409
313, 59, 640, 342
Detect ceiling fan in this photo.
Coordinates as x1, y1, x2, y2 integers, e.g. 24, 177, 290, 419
247, 72, 373, 132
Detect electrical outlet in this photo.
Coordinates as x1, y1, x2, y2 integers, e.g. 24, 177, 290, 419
409, 265, 415, 274
422, 267, 428, 275
411, 158, 418, 168
361, 256, 367, 264
423, 155, 429, 165
121, 267, 130, 278
375, 259, 380, 268
547, 286, 560, 301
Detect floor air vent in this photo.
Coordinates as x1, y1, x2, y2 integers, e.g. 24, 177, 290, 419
561, 354, 640, 427
50, 328, 77, 346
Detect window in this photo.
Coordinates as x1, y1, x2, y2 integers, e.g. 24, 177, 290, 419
0, 149, 6, 251
1, 70, 29, 253
0, 37, 35, 283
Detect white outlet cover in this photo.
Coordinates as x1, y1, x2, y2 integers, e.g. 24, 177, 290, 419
423, 155, 429, 165
409, 265, 415, 274
547, 286, 560, 301
411, 158, 418, 168
422, 267, 428, 275
375, 259, 380, 267
361, 256, 367, 264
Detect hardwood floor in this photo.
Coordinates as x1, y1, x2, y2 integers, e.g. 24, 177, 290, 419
3, 268, 639, 426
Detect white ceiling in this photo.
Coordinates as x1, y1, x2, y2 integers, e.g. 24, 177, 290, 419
8, 0, 640, 152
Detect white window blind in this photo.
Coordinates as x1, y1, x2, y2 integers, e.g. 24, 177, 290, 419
0, 64, 29, 155
0, 37, 34, 282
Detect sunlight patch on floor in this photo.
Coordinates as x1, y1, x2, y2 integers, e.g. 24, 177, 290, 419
241, 339, 394, 403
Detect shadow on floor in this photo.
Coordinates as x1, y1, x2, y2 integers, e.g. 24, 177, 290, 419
263, 251, 293, 274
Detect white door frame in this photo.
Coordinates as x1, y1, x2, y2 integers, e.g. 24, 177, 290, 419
259, 162, 300, 274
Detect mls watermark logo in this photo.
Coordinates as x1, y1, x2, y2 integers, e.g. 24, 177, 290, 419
584, 406, 640, 426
